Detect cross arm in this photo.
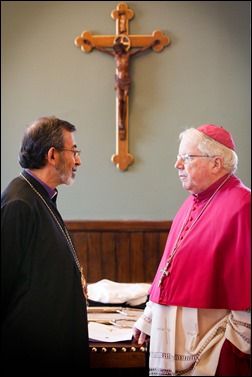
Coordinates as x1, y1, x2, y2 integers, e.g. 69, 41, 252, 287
74, 30, 170, 54
75, 31, 116, 53
129, 30, 170, 51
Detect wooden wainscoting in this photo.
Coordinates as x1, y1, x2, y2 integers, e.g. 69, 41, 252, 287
65, 220, 172, 283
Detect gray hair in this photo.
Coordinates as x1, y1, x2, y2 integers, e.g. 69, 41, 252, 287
179, 128, 238, 173
19, 116, 76, 169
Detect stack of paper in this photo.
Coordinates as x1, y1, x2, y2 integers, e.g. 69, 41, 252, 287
87, 306, 143, 326
88, 321, 133, 342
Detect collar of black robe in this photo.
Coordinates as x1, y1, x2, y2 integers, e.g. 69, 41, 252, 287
24, 169, 58, 204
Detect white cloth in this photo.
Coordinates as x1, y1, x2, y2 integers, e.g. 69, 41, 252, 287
87, 279, 151, 306
134, 301, 251, 376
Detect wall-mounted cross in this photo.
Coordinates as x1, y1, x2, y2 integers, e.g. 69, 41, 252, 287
75, 2, 170, 171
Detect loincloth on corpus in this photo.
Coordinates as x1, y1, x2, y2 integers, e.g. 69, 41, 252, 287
114, 75, 131, 91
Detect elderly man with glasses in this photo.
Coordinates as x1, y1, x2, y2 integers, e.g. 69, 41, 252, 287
133, 124, 251, 376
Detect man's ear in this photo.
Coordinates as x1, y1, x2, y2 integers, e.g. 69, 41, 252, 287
212, 156, 223, 172
47, 147, 57, 163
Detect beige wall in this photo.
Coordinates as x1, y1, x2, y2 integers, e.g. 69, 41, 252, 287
1, 1, 251, 220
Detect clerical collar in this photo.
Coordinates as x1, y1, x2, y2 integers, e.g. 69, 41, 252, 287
193, 174, 232, 201
25, 169, 58, 201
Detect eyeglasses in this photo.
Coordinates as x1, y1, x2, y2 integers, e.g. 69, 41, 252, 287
57, 148, 81, 158
176, 154, 212, 164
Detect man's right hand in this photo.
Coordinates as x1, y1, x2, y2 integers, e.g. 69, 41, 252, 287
132, 326, 150, 344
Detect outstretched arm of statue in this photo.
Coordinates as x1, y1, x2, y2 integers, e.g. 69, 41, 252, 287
83, 39, 114, 56
130, 39, 160, 57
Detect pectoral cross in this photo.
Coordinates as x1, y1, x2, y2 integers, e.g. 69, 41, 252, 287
75, 2, 170, 171
158, 256, 172, 287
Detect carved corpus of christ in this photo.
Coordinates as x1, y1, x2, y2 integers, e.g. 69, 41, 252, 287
75, 2, 170, 171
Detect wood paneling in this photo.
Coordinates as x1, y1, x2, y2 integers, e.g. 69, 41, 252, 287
65, 220, 172, 283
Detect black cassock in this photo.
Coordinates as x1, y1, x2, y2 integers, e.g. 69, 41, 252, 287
1, 170, 90, 375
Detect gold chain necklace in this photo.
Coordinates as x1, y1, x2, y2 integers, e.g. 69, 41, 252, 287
20, 172, 88, 305
158, 174, 231, 287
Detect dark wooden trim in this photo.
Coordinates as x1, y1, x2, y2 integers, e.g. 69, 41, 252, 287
65, 220, 172, 232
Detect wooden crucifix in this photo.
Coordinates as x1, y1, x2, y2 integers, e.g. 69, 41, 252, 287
75, 2, 170, 171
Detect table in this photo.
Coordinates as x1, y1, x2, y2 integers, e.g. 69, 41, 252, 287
89, 339, 149, 376
88, 305, 149, 375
